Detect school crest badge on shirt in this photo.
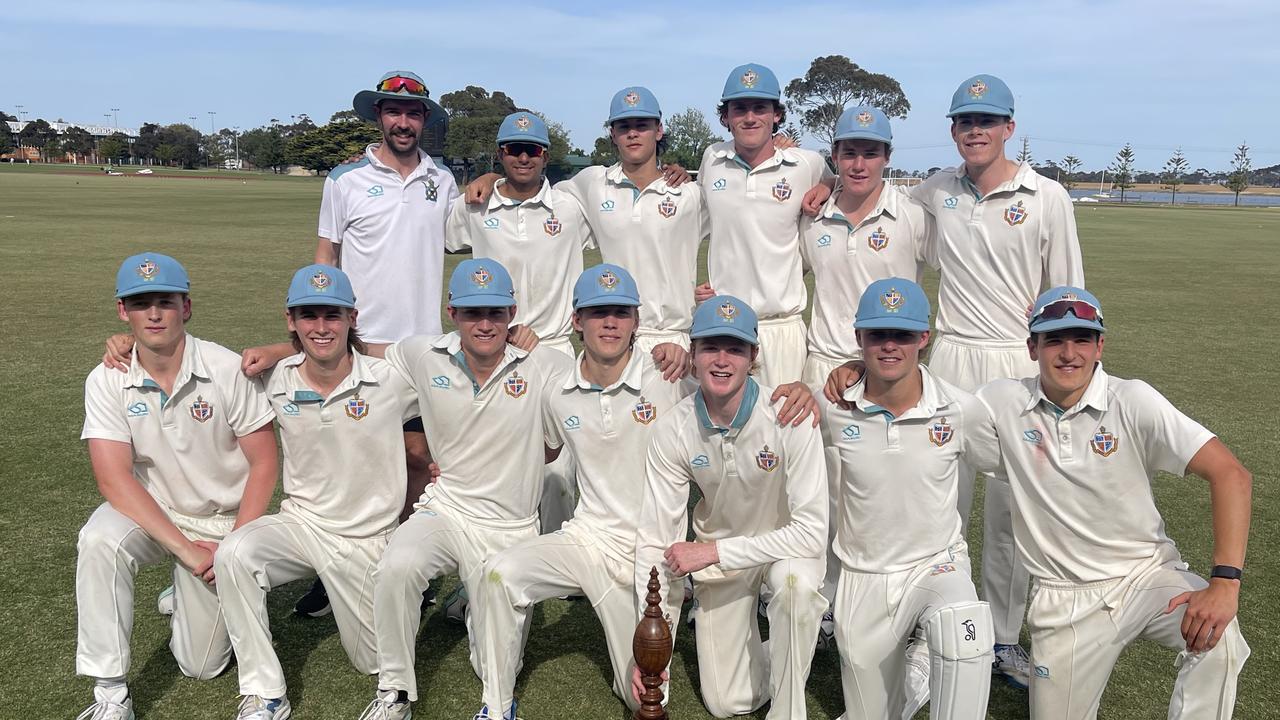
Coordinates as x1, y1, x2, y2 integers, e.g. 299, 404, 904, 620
346, 395, 369, 420
504, 370, 527, 398
772, 178, 792, 202
658, 197, 677, 218
1090, 427, 1119, 457
189, 396, 214, 423
632, 398, 657, 425
756, 445, 779, 472
928, 418, 954, 446
868, 227, 889, 251
1004, 200, 1029, 227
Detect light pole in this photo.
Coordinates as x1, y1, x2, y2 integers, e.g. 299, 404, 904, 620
111, 108, 119, 130
15, 105, 24, 157
232, 126, 241, 169
208, 111, 216, 135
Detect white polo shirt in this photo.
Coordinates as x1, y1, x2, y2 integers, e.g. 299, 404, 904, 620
385, 333, 572, 525
81, 335, 274, 517
912, 162, 1083, 342
266, 351, 419, 538
970, 366, 1215, 582
556, 164, 708, 334
800, 181, 929, 362
544, 350, 693, 563
698, 142, 833, 319
819, 366, 988, 573
636, 379, 828, 598
445, 178, 589, 345
318, 145, 459, 343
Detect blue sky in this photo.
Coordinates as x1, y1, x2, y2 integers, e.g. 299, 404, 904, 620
5, 0, 1277, 172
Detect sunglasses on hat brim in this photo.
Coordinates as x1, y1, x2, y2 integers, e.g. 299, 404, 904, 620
501, 143, 546, 158
377, 75, 428, 96
1034, 300, 1103, 326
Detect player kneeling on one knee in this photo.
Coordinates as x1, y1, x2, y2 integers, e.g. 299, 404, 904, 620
634, 294, 828, 719
967, 286, 1252, 720
818, 278, 993, 720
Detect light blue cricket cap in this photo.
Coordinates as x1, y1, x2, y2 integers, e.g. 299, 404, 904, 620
855, 278, 930, 332
496, 112, 550, 148
286, 264, 355, 309
721, 63, 781, 102
833, 105, 893, 149
1029, 286, 1105, 334
448, 258, 516, 308
690, 295, 759, 345
573, 263, 641, 309
948, 74, 1015, 118
116, 252, 189, 298
608, 86, 662, 123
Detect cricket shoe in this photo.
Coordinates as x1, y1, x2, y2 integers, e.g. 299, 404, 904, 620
358, 689, 412, 720
443, 585, 469, 624
902, 632, 931, 717
76, 687, 134, 720
294, 578, 332, 618
235, 695, 292, 720
992, 643, 1031, 689
471, 700, 521, 720
157, 585, 175, 616
815, 609, 837, 651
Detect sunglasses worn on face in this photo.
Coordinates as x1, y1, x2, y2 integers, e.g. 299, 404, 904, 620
377, 76, 427, 96
502, 143, 546, 158
1035, 300, 1103, 325
953, 115, 1007, 131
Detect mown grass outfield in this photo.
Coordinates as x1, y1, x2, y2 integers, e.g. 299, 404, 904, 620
0, 165, 1275, 719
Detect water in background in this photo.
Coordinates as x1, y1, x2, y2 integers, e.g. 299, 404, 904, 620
1068, 189, 1280, 207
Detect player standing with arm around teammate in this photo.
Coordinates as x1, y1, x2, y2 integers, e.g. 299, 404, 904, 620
968, 286, 1251, 720
818, 278, 993, 720
76, 253, 277, 720
634, 295, 828, 719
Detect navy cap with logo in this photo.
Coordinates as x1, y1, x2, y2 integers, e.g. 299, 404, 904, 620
116, 252, 190, 298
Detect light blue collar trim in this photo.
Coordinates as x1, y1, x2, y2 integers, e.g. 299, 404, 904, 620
695, 378, 759, 433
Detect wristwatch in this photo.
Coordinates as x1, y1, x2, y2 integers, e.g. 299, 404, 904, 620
1210, 565, 1243, 581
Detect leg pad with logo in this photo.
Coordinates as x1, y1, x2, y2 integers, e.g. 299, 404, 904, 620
925, 600, 994, 720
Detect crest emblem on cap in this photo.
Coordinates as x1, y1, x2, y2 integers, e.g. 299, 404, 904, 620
741, 69, 759, 88
756, 445, 779, 472
310, 271, 331, 291
881, 288, 904, 312
632, 398, 657, 425
856, 111, 873, 127
515, 115, 532, 131
624, 90, 640, 106
189, 395, 214, 423
658, 198, 677, 218
928, 418, 954, 446
969, 79, 988, 98
1004, 200, 1028, 226
345, 395, 369, 421
504, 370, 528, 398
598, 270, 619, 290
543, 216, 562, 236
772, 178, 792, 202
1060, 291, 1078, 301
136, 260, 158, 281
717, 302, 738, 322
471, 267, 492, 287
1090, 427, 1119, 457
868, 227, 889, 251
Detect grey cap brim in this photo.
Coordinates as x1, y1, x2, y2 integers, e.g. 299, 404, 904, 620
946, 103, 1013, 118
1028, 317, 1105, 334
854, 317, 929, 332
353, 90, 447, 129
117, 283, 188, 298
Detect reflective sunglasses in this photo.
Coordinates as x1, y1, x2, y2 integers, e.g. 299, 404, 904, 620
502, 142, 546, 158
377, 75, 427, 96
1034, 300, 1103, 325
952, 115, 1008, 131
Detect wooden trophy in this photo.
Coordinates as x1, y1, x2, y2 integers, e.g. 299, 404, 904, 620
632, 566, 673, 720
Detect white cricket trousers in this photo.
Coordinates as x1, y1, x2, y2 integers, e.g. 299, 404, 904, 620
540, 336, 579, 535
689, 556, 827, 719
76, 502, 233, 681
835, 544, 992, 720
755, 315, 808, 388
928, 333, 1037, 644
214, 510, 386, 697
478, 526, 649, 713
374, 498, 538, 701
802, 351, 854, 608
1028, 560, 1250, 720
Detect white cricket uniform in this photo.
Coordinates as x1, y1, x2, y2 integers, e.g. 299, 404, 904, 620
556, 164, 709, 350
478, 350, 691, 712
819, 367, 994, 720
373, 334, 571, 700
912, 162, 1084, 643
699, 142, 833, 386
319, 145, 459, 343
214, 351, 419, 698
77, 335, 272, 681
636, 379, 828, 719
970, 367, 1250, 719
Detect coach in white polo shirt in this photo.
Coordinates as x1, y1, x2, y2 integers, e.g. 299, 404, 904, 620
698, 63, 833, 387
968, 286, 1251, 720
77, 253, 277, 720
213, 265, 419, 720
635, 294, 828, 719
819, 278, 993, 720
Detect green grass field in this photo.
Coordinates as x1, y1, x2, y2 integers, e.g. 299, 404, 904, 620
1, 164, 1275, 719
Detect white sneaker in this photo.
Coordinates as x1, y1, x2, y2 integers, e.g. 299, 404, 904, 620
157, 585, 175, 616
76, 687, 134, 720
236, 695, 292, 720
358, 690, 411, 720
471, 700, 521, 720
902, 633, 931, 718
443, 585, 469, 624
992, 643, 1031, 689
815, 609, 837, 651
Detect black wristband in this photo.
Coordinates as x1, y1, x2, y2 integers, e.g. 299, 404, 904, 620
1210, 565, 1243, 581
